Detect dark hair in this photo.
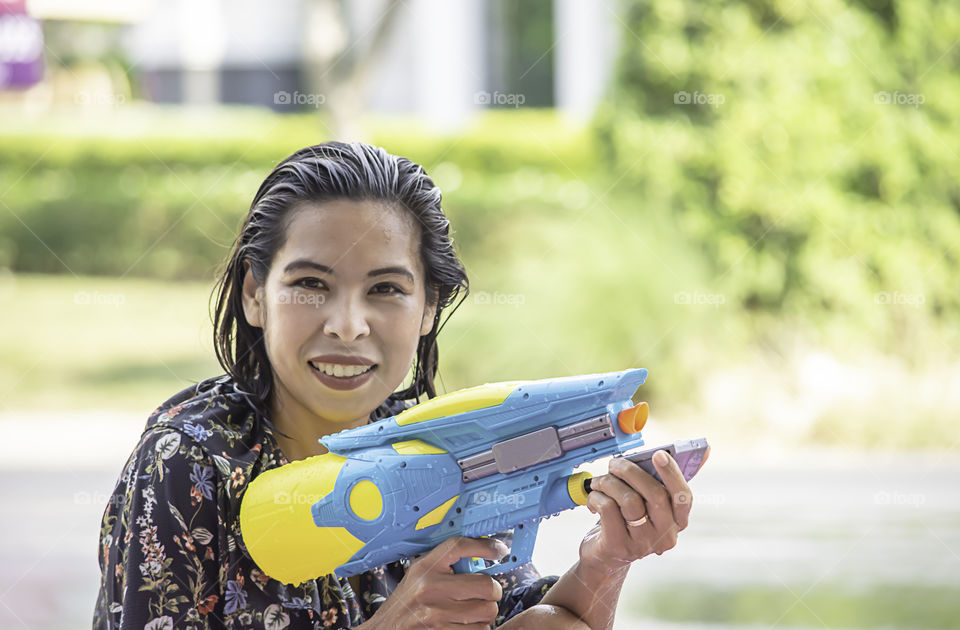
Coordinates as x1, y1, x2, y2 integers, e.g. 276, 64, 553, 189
210, 142, 469, 423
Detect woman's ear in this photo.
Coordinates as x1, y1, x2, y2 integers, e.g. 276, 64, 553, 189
241, 260, 265, 329
420, 288, 439, 337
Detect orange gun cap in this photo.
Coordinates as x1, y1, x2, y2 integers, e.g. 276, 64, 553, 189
617, 401, 648, 434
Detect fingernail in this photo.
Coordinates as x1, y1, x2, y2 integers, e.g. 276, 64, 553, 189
654, 450, 669, 466
496, 541, 509, 556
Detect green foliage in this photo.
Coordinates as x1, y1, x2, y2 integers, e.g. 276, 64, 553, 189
598, 0, 960, 356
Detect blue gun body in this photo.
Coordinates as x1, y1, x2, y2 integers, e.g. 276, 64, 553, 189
240, 368, 652, 582
322, 368, 647, 576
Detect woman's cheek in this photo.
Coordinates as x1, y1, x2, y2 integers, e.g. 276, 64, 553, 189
280, 295, 322, 327
265, 300, 310, 357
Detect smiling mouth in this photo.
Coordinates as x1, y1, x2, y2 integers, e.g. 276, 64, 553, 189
308, 361, 378, 378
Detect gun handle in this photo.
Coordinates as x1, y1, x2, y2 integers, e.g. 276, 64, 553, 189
452, 520, 541, 575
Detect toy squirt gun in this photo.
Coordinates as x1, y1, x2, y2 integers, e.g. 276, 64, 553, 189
239, 368, 709, 584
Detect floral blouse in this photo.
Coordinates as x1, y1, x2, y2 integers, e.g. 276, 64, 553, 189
93, 374, 559, 629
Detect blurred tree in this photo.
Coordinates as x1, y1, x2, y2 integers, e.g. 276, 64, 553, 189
302, 0, 404, 139
597, 0, 960, 354
488, 0, 555, 107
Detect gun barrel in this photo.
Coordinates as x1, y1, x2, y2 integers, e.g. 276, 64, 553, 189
458, 412, 614, 482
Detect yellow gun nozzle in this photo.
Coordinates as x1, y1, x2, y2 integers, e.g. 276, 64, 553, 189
567, 471, 594, 505
617, 401, 648, 434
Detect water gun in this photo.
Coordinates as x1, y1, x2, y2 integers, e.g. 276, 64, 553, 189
239, 368, 709, 584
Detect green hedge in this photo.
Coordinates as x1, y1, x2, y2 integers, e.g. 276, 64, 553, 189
0, 108, 595, 279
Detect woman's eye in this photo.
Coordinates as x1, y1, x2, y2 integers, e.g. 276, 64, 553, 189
295, 277, 324, 290
371, 283, 404, 295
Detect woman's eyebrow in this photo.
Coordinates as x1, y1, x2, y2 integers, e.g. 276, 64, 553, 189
283, 259, 333, 274
369, 266, 415, 283
284, 258, 414, 283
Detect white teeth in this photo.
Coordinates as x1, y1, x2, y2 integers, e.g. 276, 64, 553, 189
310, 362, 374, 378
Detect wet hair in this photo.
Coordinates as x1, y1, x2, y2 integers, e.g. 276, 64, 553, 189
210, 142, 469, 424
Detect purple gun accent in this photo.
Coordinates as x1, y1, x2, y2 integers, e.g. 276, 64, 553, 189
584, 437, 710, 491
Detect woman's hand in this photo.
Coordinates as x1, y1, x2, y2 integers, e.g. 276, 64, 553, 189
579, 450, 695, 574
364, 536, 507, 630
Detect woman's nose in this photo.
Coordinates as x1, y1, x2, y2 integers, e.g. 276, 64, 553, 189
321, 293, 371, 341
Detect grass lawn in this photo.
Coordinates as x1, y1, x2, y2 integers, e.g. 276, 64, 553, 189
631, 581, 960, 629
0, 272, 222, 412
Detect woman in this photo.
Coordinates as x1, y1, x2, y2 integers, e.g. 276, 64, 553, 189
94, 142, 695, 630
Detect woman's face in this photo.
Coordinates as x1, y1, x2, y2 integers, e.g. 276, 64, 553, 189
241, 199, 437, 430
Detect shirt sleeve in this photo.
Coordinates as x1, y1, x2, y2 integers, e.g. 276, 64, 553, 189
94, 427, 223, 630
488, 529, 560, 627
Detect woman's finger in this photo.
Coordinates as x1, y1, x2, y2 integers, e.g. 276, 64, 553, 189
604, 457, 675, 534
651, 451, 694, 530
587, 469, 648, 525
585, 488, 632, 556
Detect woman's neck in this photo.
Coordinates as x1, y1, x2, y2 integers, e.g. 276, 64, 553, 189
268, 385, 367, 463
272, 428, 329, 463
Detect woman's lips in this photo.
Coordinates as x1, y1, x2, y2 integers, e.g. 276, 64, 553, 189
308, 362, 378, 391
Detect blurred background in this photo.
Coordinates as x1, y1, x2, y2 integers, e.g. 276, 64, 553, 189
1, 0, 958, 627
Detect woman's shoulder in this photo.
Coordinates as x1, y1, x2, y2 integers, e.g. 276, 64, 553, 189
136, 374, 277, 468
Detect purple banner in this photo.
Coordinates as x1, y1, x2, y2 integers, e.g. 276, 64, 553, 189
0, 0, 44, 89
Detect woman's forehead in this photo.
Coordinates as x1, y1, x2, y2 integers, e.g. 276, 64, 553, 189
279, 199, 422, 269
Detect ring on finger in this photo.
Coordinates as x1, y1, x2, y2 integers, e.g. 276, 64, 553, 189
626, 515, 648, 527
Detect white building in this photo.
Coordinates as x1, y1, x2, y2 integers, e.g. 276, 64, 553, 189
27, 0, 621, 129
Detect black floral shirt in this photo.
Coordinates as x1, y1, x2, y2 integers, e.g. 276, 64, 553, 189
93, 375, 559, 629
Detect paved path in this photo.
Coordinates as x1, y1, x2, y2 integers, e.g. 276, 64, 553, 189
1, 416, 957, 629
